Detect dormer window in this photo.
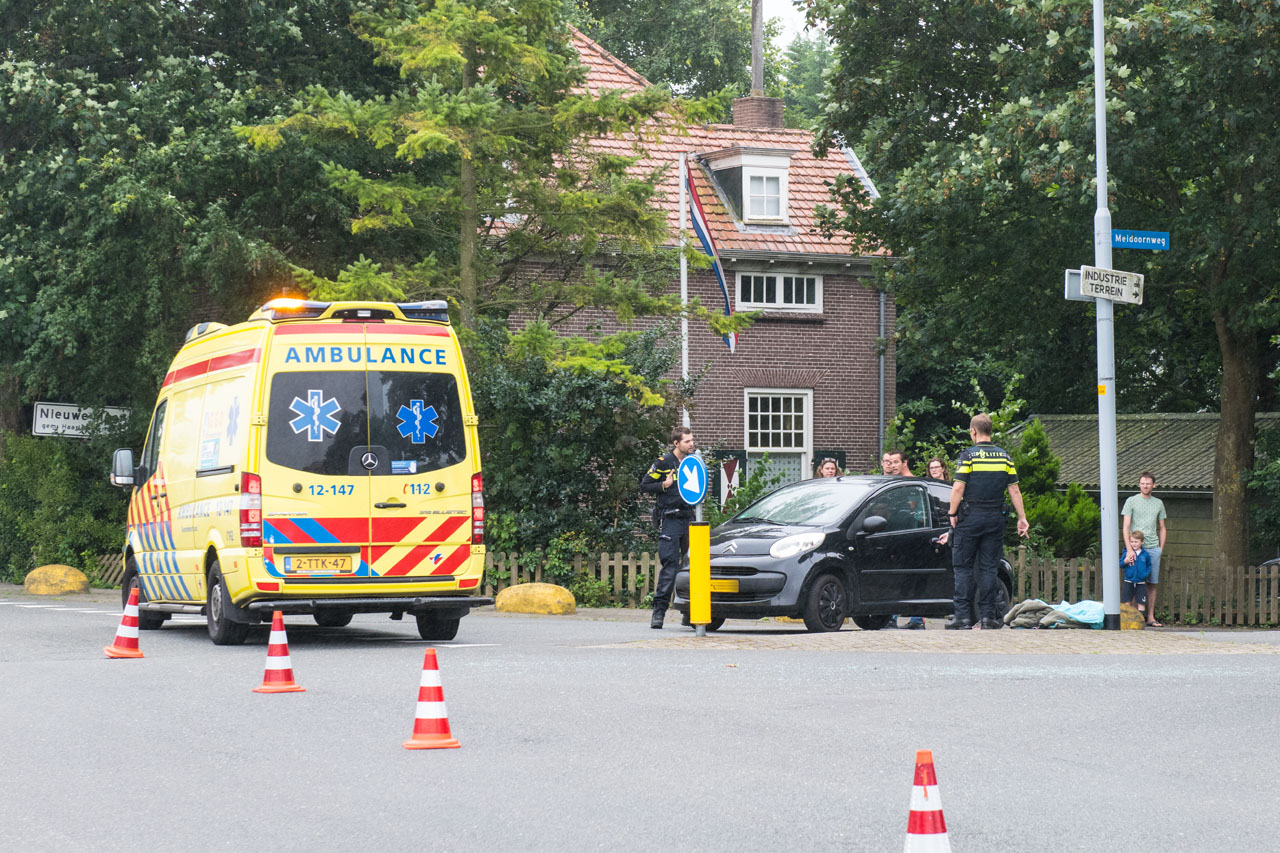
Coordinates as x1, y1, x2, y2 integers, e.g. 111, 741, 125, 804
701, 146, 799, 225
748, 174, 781, 218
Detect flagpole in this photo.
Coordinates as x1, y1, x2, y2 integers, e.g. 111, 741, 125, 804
679, 152, 690, 429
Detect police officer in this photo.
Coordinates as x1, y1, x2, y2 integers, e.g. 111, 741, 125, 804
946, 413, 1029, 630
640, 426, 696, 629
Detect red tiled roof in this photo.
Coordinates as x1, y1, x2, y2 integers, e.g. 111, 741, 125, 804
570, 29, 652, 95
570, 29, 877, 258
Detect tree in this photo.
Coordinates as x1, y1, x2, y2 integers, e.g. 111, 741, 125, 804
240, 0, 732, 333
0, 1, 408, 432
472, 320, 688, 555
815, 0, 1280, 570
572, 0, 785, 101
780, 31, 833, 129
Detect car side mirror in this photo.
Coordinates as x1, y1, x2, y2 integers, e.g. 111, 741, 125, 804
861, 515, 887, 535
111, 448, 136, 487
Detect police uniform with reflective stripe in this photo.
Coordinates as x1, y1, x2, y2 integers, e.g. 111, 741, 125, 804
640, 450, 693, 620
952, 442, 1019, 623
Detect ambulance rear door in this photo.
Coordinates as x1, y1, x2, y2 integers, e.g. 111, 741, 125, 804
258, 325, 373, 579
362, 325, 473, 583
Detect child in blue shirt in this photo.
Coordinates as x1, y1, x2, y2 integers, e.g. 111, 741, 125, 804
1121, 530, 1153, 615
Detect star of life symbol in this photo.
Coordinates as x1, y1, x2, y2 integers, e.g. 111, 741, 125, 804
396, 399, 439, 443
289, 390, 342, 442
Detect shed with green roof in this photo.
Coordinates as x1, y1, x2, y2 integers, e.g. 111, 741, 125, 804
1007, 413, 1280, 568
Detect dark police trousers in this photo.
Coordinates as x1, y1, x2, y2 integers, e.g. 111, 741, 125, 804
653, 516, 691, 614
951, 508, 1006, 622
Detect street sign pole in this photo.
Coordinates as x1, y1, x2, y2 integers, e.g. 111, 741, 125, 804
1092, 0, 1121, 630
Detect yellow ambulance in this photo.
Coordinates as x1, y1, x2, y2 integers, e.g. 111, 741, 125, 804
109, 299, 491, 644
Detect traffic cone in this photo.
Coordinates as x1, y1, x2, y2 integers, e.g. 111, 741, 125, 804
403, 648, 461, 750
904, 749, 951, 852
104, 584, 146, 659
252, 611, 305, 693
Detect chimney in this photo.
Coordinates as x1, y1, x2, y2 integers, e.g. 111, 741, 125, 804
734, 0, 784, 128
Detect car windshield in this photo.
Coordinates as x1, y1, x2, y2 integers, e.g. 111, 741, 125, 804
732, 480, 872, 527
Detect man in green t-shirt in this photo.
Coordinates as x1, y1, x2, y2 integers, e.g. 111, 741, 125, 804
1122, 472, 1168, 627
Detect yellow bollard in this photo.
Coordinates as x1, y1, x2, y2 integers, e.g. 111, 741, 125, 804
689, 523, 711, 634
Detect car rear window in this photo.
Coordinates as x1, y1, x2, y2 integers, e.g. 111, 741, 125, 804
733, 480, 872, 526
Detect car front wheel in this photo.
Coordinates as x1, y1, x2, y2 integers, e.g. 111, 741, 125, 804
851, 614, 893, 631
802, 573, 847, 632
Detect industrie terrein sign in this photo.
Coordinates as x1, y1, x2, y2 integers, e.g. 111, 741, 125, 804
1079, 265, 1144, 305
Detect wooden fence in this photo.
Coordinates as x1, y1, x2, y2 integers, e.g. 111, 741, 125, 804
1013, 551, 1280, 627
90, 548, 1280, 627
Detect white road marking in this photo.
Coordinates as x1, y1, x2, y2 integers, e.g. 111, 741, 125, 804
15, 604, 65, 609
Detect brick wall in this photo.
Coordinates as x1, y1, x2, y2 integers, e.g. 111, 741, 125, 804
509, 259, 896, 474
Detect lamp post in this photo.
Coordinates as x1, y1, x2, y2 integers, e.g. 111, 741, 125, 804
1091, 0, 1121, 630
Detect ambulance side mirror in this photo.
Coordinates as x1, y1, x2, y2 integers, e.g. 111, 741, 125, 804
111, 448, 136, 487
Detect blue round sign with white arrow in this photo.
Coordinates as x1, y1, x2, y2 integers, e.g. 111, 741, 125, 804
676, 454, 708, 506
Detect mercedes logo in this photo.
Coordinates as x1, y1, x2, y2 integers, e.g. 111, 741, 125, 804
361, 452, 379, 470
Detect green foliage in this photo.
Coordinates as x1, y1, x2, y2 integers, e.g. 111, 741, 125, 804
1019, 484, 1101, 559
242, 1, 731, 329
572, 0, 786, 101
472, 320, 688, 555
702, 452, 786, 529
1011, 419, 1061, 497
0, 434, 126, 582
0, 0, 412, 434
1247, 423, 1280, 559
814, 0, 1280, 567
780, 32, 833, 129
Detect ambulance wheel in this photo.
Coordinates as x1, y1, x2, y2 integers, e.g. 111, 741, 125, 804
206, 562, 248, 646
122, 561, 168, 630
415, 612, 460, 641
313, 611, 353, 628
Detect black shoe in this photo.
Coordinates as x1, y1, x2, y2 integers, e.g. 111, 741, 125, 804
650, 611, 665, 629
981, 617, 1004, 630
944, 617, 973, 630
883, 618, 900, 629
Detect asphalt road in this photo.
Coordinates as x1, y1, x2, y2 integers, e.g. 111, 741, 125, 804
3, 587, 1279, 852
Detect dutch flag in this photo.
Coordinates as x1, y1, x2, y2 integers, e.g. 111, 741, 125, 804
686, 166, 737, 353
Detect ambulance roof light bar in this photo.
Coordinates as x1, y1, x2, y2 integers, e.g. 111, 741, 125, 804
256, 298, 331, 320
397, 301, 450, 322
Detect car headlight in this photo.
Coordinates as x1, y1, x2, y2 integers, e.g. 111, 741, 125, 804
769, 531, 826, 560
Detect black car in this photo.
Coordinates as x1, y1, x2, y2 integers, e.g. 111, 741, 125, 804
671, 475, 1014, 632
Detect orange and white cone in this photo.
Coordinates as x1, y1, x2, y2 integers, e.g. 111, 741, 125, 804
904, 749, 951, 852
252, 611, 305, 693
403, 648, 460, 750
104, 584, 145, 659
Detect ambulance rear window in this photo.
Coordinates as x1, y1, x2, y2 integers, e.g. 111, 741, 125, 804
265, 370, 466, 476
265, 371, 370, 476
367, 371, 466, 474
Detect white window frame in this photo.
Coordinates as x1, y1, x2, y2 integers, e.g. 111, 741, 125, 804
744, 388, 813, 478
735, 271, 823, 313
742, 166, 788, 224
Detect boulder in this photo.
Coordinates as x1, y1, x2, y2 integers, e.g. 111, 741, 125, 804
495, 582, 576, 615
1120, 602, 1146, 630
25, 564, 90, 595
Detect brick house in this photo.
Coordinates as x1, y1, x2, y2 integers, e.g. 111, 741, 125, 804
542, 32, 894, 493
